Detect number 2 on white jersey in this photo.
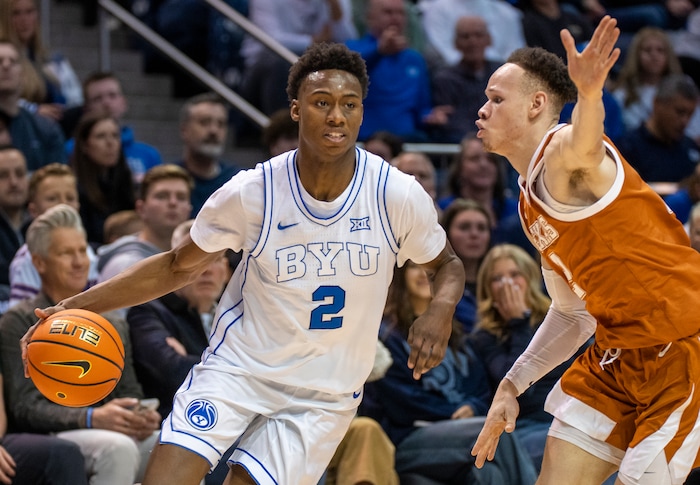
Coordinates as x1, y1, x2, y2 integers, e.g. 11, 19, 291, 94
309, 285, 346, 329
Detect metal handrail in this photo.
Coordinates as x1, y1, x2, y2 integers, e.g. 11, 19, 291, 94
43, 0, 461, 158
202, 0, 298, 65
97, 0, 269, 128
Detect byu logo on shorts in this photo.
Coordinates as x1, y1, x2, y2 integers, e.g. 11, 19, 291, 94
185, 399, 218, 431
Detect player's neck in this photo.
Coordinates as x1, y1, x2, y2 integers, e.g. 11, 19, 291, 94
508, 125, 554, 178
295, 151, 356, 201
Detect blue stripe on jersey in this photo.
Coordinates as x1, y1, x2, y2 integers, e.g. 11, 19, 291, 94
162, 417, 222, 460
377, 161, 400, 254
287, 148, 367, 225
251, 160, 275, 258
210, 305, 243, 356
208, 300, 243, 350
232, 449, 278, 484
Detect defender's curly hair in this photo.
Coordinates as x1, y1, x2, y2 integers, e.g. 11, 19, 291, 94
507, 47, 578, 113
286, 42, 369, 102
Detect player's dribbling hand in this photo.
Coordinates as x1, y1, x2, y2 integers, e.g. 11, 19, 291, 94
470, 379, 520, 468
406, 304, 452, 380
20, 305, 67, 378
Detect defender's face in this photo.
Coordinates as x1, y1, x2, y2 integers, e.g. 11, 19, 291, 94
477, 64, 530, 155
291, 69, 363, 157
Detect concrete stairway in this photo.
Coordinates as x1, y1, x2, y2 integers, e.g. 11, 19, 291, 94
47, 0, 265, 167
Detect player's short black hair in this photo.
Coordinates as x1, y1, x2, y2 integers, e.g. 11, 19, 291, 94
507, 47, 578, 113
286, 42, 369, 102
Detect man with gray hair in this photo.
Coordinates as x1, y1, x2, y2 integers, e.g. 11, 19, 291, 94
616, 73, 700, 185
0, 204, 161, 485
174, 92, 239, 217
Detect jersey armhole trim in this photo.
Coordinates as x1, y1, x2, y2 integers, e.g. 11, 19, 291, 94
378, 162, 400, 255
251, 161, 273, 258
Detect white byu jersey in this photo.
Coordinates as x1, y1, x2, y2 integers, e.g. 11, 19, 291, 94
190, 148, 445, 394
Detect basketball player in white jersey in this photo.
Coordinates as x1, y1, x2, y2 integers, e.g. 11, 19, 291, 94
20, 43, 465, 485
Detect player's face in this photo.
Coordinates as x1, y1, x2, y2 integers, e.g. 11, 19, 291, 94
36, 227, 90, 296
83, 118, 121, 168
291, 69, 363, 158
477, 64, 531, 156
404, 262, 432, 301
137, 178, 192, 235
0, 149, 28, 211
489, 257, 528, 301
29, 175, 79, 218
448, 209, 491, 262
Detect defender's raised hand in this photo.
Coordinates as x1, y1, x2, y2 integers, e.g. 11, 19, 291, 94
561, 15, 620, 99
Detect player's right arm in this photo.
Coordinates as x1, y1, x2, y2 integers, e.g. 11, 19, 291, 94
56, 237, 223, 315
558, 16, 620, 171
21, 239, 224, 376
409, 241, 465, 379
546, 16, 621, 204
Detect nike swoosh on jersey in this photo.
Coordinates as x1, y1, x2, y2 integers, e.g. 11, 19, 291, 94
353, 390, 361, 399
277, 222, 299, 230
43, 360, 91, 378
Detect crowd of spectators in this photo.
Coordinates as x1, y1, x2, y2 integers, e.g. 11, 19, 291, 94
0, 0, 699, 483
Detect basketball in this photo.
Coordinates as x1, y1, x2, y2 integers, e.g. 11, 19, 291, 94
26, 309, 125, 407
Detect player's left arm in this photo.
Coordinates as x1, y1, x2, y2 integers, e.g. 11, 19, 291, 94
408, 241, 465, 380
557, 16, 620, 173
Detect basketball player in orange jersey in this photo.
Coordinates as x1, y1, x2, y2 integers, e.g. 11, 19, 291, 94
470, 16, 700, 485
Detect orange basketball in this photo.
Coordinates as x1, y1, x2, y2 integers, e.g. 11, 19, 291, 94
26, 309, 125, 407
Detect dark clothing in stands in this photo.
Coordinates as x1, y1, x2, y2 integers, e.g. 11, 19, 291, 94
616, 123, 700, 183
8, 108, 66, 171
127, 292, 210, 418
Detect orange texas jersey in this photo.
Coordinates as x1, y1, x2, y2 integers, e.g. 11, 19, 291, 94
519, 126, 700, 350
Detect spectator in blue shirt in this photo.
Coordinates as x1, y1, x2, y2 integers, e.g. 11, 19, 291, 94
616, 74, 700, 184
64, 72, 161, 186
346, 0, 451, 142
